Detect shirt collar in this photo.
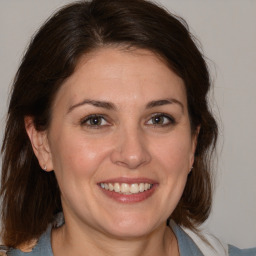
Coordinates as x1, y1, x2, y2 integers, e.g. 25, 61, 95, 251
169, 220, 204, 256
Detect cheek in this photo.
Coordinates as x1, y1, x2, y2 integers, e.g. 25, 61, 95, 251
153, 134, 193, 173
151, 133, 192, 205
50, 130, 111, 180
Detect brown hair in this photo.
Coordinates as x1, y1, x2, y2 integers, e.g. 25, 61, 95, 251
1, 0, 217, 248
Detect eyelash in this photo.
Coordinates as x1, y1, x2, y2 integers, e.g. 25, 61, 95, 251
80, 114, 109, 128
80, 113, 176, 128
146, 113, 176, 127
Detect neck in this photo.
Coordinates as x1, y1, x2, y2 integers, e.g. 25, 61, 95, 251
52, 220, 179, 256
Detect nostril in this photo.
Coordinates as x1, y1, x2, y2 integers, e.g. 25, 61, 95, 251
110, 150, 151, 169
110, 131, 151, 169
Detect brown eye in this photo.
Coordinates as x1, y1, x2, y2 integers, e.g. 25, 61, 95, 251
147, 114, 175, 126
89, 116, 103, 125
81, 115, 108, 127
152, 115, 165, 125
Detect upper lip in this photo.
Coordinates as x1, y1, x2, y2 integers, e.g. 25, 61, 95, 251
98, 177, 158, 185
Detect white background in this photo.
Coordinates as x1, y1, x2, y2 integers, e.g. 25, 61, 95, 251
0, 0, 255, 248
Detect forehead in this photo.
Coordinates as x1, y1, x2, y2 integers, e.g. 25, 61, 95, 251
53, 47, 187, 110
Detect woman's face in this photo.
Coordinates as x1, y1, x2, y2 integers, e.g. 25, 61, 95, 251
43, 47, 197, 238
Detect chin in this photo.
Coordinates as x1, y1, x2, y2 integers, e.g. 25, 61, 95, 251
106, 226, 152, 239
100, 214, 162, 239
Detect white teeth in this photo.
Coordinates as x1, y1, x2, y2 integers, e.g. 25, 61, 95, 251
130, 183, 139, 193
108, 183, 114, 191
121, 183, 130, 193
139, 183, 145, 192
100, 182, 153, 194
114, 183, 120, 192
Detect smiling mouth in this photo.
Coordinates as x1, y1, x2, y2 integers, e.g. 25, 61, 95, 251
100, 182, 153, 195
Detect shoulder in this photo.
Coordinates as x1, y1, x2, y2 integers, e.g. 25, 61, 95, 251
228, 245, 256, 256
4, 226, 53, 256
3, 213, 64, 256
170, 220, 256, 256
180, 224, 229, 256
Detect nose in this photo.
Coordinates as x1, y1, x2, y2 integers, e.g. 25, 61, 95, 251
110, 127, 151, 170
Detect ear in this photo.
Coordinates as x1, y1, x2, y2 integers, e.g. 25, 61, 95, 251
190, 125, 201, 169
24, 116, 53, 172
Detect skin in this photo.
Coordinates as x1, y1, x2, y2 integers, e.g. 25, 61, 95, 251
26, 47, 198, 256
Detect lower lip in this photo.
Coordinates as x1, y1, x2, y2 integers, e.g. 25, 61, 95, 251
99, 184, 158, 203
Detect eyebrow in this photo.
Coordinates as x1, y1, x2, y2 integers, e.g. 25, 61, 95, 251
146, 98, 184, 112
67, 99, 117, 113
67, 98, 184, 113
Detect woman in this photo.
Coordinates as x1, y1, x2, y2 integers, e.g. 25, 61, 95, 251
0, 0, 255, 255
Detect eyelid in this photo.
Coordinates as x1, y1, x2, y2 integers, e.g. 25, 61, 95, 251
80, 114, 110, 128
79, 113, 176, 129
146, 113, 176, 126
